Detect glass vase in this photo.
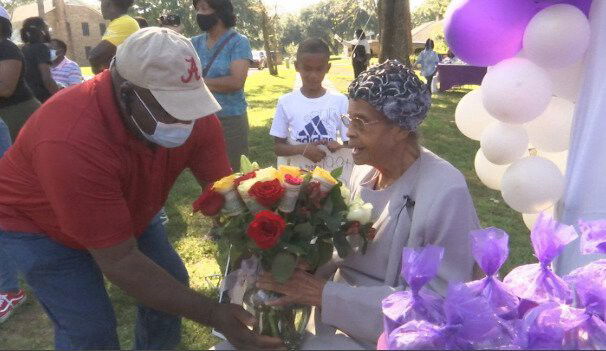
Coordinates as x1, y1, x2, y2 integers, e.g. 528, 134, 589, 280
243, 287, 312, 351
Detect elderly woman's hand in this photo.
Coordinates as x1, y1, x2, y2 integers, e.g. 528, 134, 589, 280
256, 268, 327, 308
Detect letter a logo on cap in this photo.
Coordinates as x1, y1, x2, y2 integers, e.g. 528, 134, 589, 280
181, 57, 201, 83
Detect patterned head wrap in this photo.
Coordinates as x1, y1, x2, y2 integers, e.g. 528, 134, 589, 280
348, 59, 431, 131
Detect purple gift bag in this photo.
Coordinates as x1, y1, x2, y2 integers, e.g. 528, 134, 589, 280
516, 302, 588, 350
382, 246, 446, 336
387, 283, 499, 350
467, 228, 520, 319
578, 220, 606, 255
504, 212, 578, 305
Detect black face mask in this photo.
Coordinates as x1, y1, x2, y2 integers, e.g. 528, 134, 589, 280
196, 13, 219, 32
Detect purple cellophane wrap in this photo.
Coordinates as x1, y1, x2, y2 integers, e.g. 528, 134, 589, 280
504, 213, 577, 304
467, 228, 519, 318
442, 283, 499, 347
386, 284, 500, 350
516, 302, 588, 350
382, 246, 445, 336
565, 259, 606, 320
578, 220, 606, 254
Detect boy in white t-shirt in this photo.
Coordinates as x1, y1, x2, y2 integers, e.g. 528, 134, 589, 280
270, 39, 349, 163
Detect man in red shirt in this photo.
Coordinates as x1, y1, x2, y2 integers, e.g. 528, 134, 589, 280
0, 28, 281, 350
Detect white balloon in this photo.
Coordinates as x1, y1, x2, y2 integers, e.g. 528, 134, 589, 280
523, 4, 591, 69
482, 58, 553, 124
455, 89, 497, 141
522, 206, 555, 231
526, 97, 575, 153
481, 122, 529, 165
474, 150, 509, 191
501, 156, 565, 213
546, 59, 585, 102
538, 150, 569, 174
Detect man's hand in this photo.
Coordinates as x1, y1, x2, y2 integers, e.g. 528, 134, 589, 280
211, 303, 284, 350
323, 140, 343, 153
302, 143, 326, 163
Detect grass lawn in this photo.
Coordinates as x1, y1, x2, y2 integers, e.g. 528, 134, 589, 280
0, 59, 532, 349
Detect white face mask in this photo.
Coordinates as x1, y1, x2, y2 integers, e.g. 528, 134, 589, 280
130, 90, 194, 148
50, 49, 57, 62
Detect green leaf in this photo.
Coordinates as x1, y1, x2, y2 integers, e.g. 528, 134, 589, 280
325, 216, 342, 233
271, 252, 297, 283
240, 155, 253, 173
333, 232, 351, 258
322, 196, 334, 215
317, 240, 335, 267
330, 167, 343, 180
329, 186, 348, 213
294, 222, 314, 238
285, 244, 305, 256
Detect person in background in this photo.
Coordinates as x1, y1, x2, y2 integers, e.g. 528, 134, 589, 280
0, 28, 282, 350
415, 39, 439, 93
0, 116, 26, 325
159, 14, 183, 34
134, 17, 149, 29
270, 39, 349, 164
20, 17, 59, 104
89, 0, 140, 74
50, 39, 83, 87
351, 29, 370, 78
0, 9, 41, 142
257, 60, 478, 349
191, 0, 252, 171
0, 8, 27, 317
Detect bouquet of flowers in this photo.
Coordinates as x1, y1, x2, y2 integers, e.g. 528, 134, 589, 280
379, 212, 606, 350
193, 156, 374, 350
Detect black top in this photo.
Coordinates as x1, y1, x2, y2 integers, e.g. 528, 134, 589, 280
0, 39, 34, 108
21, 42, 52, 103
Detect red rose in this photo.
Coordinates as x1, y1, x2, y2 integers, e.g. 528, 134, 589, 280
247, 210, 286, 250
193, 185, 225, 216
234, 171, 256, 187
248, 179, 285, 208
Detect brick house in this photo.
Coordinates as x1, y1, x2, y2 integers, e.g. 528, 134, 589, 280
11, 0, 107, 67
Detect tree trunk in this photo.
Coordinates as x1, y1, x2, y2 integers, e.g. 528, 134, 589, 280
37, 0, 45, 18
53, 0, 74, 59
260, 6, 278, 76
378, 0, 412, 66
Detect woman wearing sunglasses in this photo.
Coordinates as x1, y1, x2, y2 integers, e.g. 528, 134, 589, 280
256, 60, 480, 349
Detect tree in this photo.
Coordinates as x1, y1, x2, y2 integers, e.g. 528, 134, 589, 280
132, 0, 199, 37
378, 0, 413, 66
411, 0, 450, 27
0, 0, 34, 15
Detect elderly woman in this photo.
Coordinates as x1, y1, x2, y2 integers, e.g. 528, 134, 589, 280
257, 60, 479, 349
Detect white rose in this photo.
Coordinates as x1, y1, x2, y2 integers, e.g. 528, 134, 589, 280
347, 202, 373, 225
340, 186, 352, 205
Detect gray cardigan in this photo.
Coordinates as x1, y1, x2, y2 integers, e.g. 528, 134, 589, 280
305, 149, 480, 349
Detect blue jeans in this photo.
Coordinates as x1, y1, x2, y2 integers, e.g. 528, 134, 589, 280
0, 117, 17, 293
0, 118, 11, 157
0, 215, 189, 350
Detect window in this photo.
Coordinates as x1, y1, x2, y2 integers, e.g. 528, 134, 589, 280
99, 23, 106, 35
85, 46, 92, 58
82, 22, 90, 36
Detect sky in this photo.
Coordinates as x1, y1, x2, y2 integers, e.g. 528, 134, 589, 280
266, 0, 426, 14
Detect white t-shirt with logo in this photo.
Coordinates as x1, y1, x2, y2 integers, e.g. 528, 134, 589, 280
270, 89, 349, 145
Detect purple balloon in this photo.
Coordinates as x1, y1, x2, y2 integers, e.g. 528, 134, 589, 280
444, 0, 538, 67
533, 0, 593, 16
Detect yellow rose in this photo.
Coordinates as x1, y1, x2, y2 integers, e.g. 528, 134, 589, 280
312, 167, 338, 185
278, 165, 302, 183
255, 167, 278, 183
237, 177, 258, 197
212, 175, 236, 193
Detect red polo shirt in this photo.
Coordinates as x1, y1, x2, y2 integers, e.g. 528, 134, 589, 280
0, 70, 231, 249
